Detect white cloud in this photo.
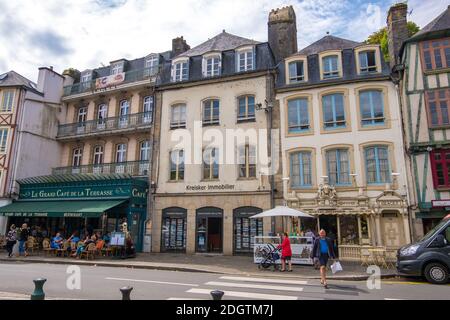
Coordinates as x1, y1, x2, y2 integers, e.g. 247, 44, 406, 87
0, 0, 446, 82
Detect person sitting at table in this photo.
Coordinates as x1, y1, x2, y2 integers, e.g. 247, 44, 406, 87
103, 232, 111, 244
68, 231, 80, 244
71, 235, 96, 258
51, 232, 64, 249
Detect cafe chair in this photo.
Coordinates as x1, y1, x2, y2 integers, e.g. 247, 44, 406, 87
56, 241, 70, 257
80, 243, 97, 260
42, 239, 55, 256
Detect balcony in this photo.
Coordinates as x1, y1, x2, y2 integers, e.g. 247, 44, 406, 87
63, 66, 159, 97
57, 112, 152, 140
52, 161, 150, 177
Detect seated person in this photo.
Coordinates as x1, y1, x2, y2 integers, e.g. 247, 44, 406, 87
68, 231, 80, 244
51, 233, 64, 249
103, 232, 111, 244
72, 235, 97, 258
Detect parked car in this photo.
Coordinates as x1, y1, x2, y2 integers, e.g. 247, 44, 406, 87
397, 214, 450, 284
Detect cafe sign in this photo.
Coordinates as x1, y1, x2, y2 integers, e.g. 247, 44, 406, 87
95, 73, 125, 89
19, 186, 147, 200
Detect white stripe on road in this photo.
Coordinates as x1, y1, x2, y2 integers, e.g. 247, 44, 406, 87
384, 298, 405, 300
187, 288, 298, 300
205, 281, 304, 292
167, 298, 207, 300
220, 276, 308, 285
106, 277, 199, 287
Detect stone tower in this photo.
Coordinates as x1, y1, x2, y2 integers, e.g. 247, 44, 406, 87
268, 6, 298, 64
387, 3, 408, 69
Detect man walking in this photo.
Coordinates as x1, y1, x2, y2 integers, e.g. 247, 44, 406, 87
18, 223, 29, 257
311, 229, 336, 289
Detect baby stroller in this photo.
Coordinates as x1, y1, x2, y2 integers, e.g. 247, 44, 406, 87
257, 243, 281, 271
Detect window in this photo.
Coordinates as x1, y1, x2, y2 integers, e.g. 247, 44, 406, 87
170, 104, 186, 129
326, 149, 350, 186
430, 149, 450, 188
237, 95, 255, 122
290, 151, 312, 188
170, 149, 185, 181
93, 146, 104, 165
322, 55, 339, 79
426, 89, 450, 127
145, 55, 159, 75
365, 146, 391, 184
203, 55, 221, 77
119, 100, 129, 127
140, 141, 151, 161
77, 107, 87, 124
0, 90, 14, 112
203, 148, 219, 180
203, 99, 220, 125
288, 60, 305, 83
359, 51, 377, 73
236, 49, 254, 72
0, 128, 8, 153
172, 61, 189, 82
360, 90, 385, 126
421, 38, 450, 71
238, 145, 256, 178
72, 148, 83, 167
116, 144, 127, 163
81, 72, 91, 83
97, 104, 107, 124
143, 96, 153, 123
287, 98, 310, 133
322, 93, 346, 129
111, 62, 124, 75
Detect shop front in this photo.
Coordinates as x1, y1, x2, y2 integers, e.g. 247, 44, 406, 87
0, 174, 148, 251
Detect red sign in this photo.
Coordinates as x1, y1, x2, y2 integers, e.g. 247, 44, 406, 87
95, 73, 125, 89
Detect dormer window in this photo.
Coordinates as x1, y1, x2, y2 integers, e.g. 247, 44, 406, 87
145, 55, 159, 76
236, 47, 255, 72
81, 71, 92, 83
288, 60, 305, 83
111, 62, 124, 75
359, 51, 377, 73
203, 54, 221, 77
172, 59, 189, 82
322, 55, 339, 79
355, 45, 381, 75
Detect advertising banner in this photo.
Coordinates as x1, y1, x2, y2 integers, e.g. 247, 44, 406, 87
95, 73, 125, 89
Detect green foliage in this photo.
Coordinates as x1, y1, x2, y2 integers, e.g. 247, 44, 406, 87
365, 21, 420, 61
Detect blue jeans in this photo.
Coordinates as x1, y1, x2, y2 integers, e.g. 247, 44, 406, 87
19, 240, 26, 255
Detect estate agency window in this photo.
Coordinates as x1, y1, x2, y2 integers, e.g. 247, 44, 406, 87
162, 208, 187, 252
233, 208, 263, 254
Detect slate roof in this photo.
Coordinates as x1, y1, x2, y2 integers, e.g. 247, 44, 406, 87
177, 31, 260, 58
411, 5, 450, 39
0, 70, 37, 91
298, 35, 361, 56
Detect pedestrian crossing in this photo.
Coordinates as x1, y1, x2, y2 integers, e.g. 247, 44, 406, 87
166, 276, 318, 300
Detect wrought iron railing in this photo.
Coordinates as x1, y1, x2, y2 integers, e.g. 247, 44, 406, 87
63, 67, 158, 96
52, 160, 150, 176
57, 112, 152, 138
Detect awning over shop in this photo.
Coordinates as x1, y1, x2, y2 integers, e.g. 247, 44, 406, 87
0, 200, 127, 218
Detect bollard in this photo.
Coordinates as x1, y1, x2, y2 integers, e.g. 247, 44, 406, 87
210, 290, 224, 300
30, 278, 47, 300
120, 286, 133, 300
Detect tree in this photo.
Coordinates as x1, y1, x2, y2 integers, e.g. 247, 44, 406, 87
365, 22, 420, 61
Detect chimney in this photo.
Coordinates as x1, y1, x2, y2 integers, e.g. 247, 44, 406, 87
268, 6, 298, 63
172, 36, 190, 57
387, 3, 408, 69
37, 67, 64, 101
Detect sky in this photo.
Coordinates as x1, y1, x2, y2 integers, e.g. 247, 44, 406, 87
0, 0, 448, 82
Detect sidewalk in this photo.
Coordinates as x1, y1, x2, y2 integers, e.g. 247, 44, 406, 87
0, 252, 399, 280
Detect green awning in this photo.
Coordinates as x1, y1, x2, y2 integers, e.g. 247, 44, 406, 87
0, 200, 127, 218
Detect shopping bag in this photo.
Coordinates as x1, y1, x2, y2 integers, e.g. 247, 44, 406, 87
330, 261, 343, 274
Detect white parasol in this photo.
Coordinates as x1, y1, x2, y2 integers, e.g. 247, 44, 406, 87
249, 206, 314, 219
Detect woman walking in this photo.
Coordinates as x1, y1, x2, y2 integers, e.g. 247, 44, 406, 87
5, 225, 17, 258
18, 223, 30, 257
278, 233, 293, 272
311, 229, 336, 289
